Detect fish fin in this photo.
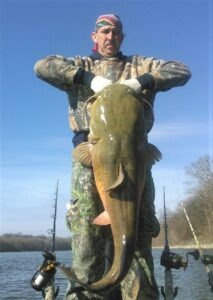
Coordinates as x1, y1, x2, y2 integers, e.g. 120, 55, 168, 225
147, 143, 162, 165
92, 211, 111, 225
104, 163, 124, 191
72, 142, 92, 167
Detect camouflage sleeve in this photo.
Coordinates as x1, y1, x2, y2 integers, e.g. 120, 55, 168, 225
34, 55, 80, 91
138, 56, 191, 92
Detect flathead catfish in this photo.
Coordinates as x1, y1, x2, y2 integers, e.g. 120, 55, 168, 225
69, 84, 161, 293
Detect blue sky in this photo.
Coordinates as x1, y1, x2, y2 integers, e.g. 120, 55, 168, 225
1, 0, 212, 237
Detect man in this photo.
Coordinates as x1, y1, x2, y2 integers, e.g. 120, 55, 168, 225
34, 14, 191, 300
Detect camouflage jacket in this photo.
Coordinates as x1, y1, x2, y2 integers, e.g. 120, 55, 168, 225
34, 52, 191, 138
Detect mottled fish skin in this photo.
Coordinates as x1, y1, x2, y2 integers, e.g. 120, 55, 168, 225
73, 84, 159, 293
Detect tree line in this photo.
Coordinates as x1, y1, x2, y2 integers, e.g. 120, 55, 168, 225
0, 233, 71, 252
153, 155, 213, 247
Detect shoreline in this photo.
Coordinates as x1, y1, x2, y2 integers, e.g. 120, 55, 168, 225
1, 245, 213, 253
153, 243, 213, 249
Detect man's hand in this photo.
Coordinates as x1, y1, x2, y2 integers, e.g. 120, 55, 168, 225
91, 76, 113, 93
120, 74, 155, 93
120, 78, 142, 93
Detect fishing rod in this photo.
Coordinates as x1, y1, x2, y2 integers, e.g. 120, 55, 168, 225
49, 180, 59, 253
31, 181, 60, 299
180, 200, 213, 293
160, 186, 199, 299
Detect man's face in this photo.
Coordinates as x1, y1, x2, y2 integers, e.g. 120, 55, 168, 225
91, 25, 123, 58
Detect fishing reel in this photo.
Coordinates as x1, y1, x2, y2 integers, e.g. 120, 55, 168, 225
30, 250, 59, 296
161, 250, 187, 269
201, 254, 213, 265
161, 249, 199, 270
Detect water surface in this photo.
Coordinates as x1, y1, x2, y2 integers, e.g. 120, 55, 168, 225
0, 249, 212, 299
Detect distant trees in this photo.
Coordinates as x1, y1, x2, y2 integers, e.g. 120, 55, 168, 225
0, 233, 71, 252
185, 155, 213, 240
153, 155, 213, 247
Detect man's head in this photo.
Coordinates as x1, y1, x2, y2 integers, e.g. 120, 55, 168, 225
91, 14, 124, 58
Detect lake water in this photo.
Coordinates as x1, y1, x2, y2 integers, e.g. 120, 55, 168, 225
0, 249, 212, 299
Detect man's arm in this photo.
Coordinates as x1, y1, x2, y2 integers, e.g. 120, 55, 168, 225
34, 55, 81, 91
120, 56, 191, 94
34, 55, 112, 93
138, 57, 191, 92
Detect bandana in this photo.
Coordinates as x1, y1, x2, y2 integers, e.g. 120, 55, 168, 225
95, 14, 123, 32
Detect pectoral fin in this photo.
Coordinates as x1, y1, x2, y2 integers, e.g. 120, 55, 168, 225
72, 142, 92, 167
104, 163, 124, 192
147, 143, 162, 165
92, 211, 111, 225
